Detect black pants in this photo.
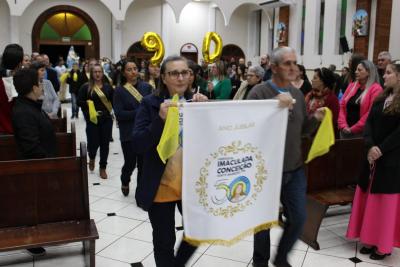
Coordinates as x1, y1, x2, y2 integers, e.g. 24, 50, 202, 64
120, 141, 143, 186
86, 116, 113, 168
148, 201, 197, 267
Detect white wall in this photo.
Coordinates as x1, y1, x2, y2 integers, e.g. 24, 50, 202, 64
0, 0, 10, 52
18, 0, 112, 57
122, 0, 162, 54
389, 0, 400, 60
163, 2, 209, 57
216, 5, 249, 60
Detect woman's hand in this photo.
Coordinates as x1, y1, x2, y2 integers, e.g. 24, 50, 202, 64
342, 127, 352, 134
367, 146, 382, 163
314, 107, 326, 122
207, 82, 214, 92
276, 93, 294, 110
159, 102, 173, 121
192, 93, 208, 102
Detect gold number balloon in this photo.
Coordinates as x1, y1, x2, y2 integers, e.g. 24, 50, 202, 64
141, 32, 165, 66
202, 32, 223, 64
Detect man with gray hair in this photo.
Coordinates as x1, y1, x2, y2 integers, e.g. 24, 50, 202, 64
377, 51, 392, 86
247, 46, 325, 267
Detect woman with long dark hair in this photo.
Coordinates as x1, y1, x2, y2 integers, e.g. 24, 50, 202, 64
114, 59, 152, 196
346, 62, 400, 260
133, 56, 207, 266
78, 63, 114, 179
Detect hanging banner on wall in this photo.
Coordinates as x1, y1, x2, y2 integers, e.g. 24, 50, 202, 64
352, 9, 369, 37
181, 100, 288, 246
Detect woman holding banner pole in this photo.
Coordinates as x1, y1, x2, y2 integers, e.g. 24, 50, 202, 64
133, 56, 207, 267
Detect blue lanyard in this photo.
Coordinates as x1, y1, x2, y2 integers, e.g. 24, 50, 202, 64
267, 80, 289, 94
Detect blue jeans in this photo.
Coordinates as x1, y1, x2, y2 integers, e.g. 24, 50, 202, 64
253, 167, 307, 265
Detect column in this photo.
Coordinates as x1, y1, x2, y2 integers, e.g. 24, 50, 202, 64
10, 15, 19, 44
322, 0, 341, 57
304, 0, 320, 56
112, 17, 123, 62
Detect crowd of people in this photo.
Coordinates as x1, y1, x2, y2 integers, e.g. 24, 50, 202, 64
0, 43, 399, 267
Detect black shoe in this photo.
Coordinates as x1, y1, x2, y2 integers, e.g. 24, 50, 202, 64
252, 262, 268, 267
121, 185, 129, 196
360, 246, 376, 254
273, 259, 292, 267
71, 115, 75, 119
27, 247, 46, 256
369, 251, 391, 260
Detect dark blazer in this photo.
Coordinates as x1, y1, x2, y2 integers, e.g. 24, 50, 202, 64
359, 99, 400, 193
46, 67, 60, 93
78, 83, 114, 121
11, 96, 57, 159
114, 81, 152, 142
133, 94, 166, 211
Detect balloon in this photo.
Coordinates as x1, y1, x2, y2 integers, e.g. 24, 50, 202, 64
202, 32, 223, 64
141, 32, 165, 66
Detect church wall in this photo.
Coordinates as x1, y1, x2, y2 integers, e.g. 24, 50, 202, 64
0, 0, 11, 52
18, 0, 112, 58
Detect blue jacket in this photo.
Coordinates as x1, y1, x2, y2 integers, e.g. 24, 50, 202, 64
133, 94, 166, 211
114, 81, 152, 142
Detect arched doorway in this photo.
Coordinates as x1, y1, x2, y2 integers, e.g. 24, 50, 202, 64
127, 41, 153, 66
32, 5, 99, 65
180, 43, 198, 63
221, 44, 245, 64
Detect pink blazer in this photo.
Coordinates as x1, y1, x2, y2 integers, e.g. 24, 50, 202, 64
338, 82, 383, 134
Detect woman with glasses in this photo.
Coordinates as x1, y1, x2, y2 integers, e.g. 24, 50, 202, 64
233, 66, 265, 100
207, 60, 232, 99
78, 63, 114, 179
305, 68, 339, 133
338, 60, 383, 139
113, 59, 152, 196
133, 56, 208, 266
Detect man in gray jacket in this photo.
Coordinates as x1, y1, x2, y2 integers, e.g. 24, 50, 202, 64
247, 46, 324, 267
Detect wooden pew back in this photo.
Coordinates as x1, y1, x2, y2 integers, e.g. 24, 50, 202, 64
51, 109, 68, 133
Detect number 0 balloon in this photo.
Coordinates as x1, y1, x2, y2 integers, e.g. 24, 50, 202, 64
202, 32, 223, 64
141, 32, 165, 66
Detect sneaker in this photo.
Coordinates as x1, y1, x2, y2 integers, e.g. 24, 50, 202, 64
27, 247, 46, 256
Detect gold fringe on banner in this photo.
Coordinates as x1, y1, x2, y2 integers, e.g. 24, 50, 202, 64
183, 220, 279, 247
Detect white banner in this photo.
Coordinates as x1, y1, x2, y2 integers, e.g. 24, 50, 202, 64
182, 100, 288, 246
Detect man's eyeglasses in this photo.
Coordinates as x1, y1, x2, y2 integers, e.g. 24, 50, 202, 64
166, 70, 191, 79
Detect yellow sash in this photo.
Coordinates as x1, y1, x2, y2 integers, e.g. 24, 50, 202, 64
73, 72, 78, 82
93, 85, 113, 113
124, 83, 143, 103
87, 100, 98, 124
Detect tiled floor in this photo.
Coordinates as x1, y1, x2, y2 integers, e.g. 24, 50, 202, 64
1, 104, 399, 267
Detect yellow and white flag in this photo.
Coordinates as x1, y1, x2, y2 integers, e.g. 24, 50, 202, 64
182, 100, 288, 246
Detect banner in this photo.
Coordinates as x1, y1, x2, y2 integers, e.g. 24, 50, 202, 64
182, 100, 288, 246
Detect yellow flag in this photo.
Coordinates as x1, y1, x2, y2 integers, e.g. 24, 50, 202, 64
157, 94, 180, 164
87, 100, 98, 125
60, 72, 69, 84
305, 107, 335, 163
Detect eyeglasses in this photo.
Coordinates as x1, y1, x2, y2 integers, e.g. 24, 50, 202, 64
166, 70, 191, 79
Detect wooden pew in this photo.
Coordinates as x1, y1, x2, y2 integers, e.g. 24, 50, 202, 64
0, 142, 98, 267
300, 137, 365, 250
0, 122, 76, 161
51, 109, 68, 133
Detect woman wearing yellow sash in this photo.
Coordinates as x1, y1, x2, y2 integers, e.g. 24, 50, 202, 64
114, 59, 152, 196
133, 56, 208, 266
78, 63, 114, 179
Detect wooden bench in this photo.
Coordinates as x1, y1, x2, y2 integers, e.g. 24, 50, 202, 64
51, 109, 68, 133
0, 142, 98, 266
300, 137, 365, 250
0, 122, 76, 161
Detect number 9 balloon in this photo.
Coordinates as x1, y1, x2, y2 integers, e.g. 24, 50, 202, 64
141, 32, 165, 66
202, 32, 223, 64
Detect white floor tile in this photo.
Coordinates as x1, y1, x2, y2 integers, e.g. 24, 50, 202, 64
192, 255, 248, 267
125, 222, 153, 243
34, 246, 85, 267
96, 216, 142, 236
174, 230, 211, 254
89, 185, 118, 198
0, 251, 33, 267
356, 245, 400, 267
95, 256, 131, 267
97, 237, 153, 263
141, 252, 202, 267
90, 210, 108, 223
105, 190, 136, 203
302, 252, 355, 267
309, 241, 356, 258
205, 240, 253, 263
96, 231, 121, 253
90, 198, 130, 213
117, 204, 149, 221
